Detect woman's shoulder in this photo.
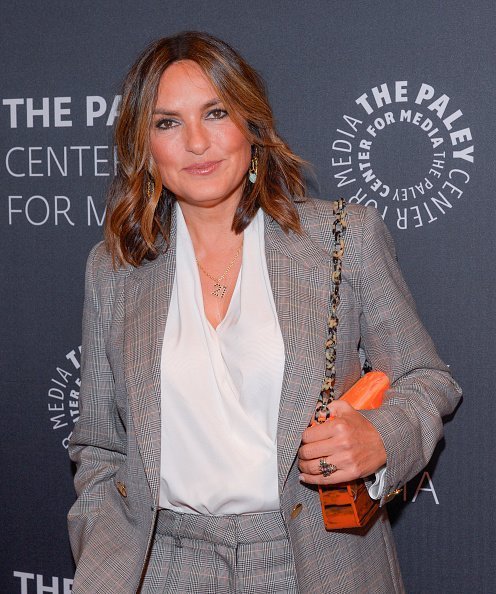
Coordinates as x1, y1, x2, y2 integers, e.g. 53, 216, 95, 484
295, 196, 389, 247
85, 241, 134, 290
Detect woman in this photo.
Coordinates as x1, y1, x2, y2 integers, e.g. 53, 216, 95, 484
68, 31, 461, 593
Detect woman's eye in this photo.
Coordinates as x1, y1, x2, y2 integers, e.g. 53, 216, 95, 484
206, 108, 228, 120
155, 118, 178, 130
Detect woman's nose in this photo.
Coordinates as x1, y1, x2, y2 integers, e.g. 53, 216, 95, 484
184, 121, 210, 155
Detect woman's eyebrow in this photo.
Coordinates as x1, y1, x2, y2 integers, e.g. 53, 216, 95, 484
153, 98, 222, 116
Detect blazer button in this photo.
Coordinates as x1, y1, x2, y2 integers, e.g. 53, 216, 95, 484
116, 481, 127, 498
290, 503, 303, 519
384, 488, 402, 504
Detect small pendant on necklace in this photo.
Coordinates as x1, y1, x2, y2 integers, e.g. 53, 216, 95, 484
212, 283, 227, 298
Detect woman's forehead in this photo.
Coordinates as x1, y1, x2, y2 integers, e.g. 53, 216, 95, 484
156, 61, 217, 103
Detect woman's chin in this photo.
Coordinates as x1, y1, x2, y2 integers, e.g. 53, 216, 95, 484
175, 190, 243, 210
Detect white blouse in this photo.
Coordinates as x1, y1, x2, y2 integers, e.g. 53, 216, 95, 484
159, 204, 285, 514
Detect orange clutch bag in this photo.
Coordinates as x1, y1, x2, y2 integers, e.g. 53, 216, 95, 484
313, 200, 389, 530
314, 371, 390, 530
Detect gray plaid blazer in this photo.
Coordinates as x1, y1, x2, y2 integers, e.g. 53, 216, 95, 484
68, 199, 461, 593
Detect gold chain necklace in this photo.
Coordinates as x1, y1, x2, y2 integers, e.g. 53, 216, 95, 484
196, 243, 243, 298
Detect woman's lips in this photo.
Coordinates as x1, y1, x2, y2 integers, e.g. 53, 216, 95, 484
183, 160, 222, 175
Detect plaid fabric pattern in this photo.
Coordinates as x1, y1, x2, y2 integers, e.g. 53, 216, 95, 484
68, 199, 461, 593
141, 510, 298, 594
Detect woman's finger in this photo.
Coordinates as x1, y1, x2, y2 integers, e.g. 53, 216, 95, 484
298, 451, 346, 475
298, 468, 351, 485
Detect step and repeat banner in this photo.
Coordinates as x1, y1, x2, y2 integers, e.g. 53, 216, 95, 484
1, 2, 494, 592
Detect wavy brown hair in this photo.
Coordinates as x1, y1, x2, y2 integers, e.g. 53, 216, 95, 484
105, 31, 307, 267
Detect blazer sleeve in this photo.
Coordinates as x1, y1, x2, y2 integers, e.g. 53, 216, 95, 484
67, 243, 127, 562
355, 207, 462, 505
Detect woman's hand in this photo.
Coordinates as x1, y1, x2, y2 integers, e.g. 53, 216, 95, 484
297, 400, 387, 485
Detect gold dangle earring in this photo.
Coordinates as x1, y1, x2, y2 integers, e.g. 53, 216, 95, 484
146, 177, 154, 200
248, 148, 258, 183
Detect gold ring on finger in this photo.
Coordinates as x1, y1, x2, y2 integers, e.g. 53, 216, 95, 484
319, 458, 337, 477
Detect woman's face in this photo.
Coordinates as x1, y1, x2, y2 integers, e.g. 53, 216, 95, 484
149, 60, 252, 211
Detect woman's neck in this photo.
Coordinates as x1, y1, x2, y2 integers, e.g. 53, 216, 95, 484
176, 197, 245, 329
177, 198, 242, 257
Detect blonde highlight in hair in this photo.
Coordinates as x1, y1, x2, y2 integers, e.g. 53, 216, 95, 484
105, 31, 306, 267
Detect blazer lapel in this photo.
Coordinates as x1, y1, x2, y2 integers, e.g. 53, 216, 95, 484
264, 212, 335, 495
123, 210, 177, 503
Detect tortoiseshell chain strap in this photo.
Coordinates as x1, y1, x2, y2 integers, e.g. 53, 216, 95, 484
314, 199, 347, 424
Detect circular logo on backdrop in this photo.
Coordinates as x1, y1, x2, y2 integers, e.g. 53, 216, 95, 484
47, 346, 81, 450
330, 81, 474, 230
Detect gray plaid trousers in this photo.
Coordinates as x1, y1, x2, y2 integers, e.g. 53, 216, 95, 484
140, 509, 299, 594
